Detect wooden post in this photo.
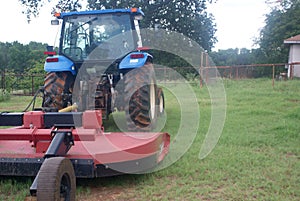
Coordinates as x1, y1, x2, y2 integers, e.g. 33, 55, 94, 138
2, 70, 5, 93
200, 52, 203, 88
272, 65, 275, 88
164, 66, 166, 86
31, 75, 34, 96
205, 53, 209, 84
1, 70, 3, 92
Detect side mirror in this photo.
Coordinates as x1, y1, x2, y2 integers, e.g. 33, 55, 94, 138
51, 19, 59, 25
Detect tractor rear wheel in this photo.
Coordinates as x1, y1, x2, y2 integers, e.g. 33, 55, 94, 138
124, 64, 158, 131
37, 157, 76, 201
43, 72, 74, 110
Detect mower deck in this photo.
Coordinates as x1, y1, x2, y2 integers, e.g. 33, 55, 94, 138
0, 130, 170, 177
0, 110, 170, 196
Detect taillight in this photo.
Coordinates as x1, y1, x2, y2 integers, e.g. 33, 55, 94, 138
46, 58, 59, 62
130, 53, 145, 59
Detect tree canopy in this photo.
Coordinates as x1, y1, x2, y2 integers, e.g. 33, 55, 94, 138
0, 41, 46, 73
257, 0, 300, 63
19, 0, 217, 51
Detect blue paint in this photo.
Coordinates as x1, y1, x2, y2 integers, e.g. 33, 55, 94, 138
58, 8, 144, 19
119, 52, 152, 69
44, 55, 76, 75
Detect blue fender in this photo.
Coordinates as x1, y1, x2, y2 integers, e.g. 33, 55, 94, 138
44, 55, 76, 75
119, 52, 153, 69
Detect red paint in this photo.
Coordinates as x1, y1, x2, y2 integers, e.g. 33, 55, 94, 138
23, 111, 44, 128
0, 111, 170, 166
136, 46, 150, 51
82, 110, 102, 129
46, 57, 59, 62
44, 51, 57, 56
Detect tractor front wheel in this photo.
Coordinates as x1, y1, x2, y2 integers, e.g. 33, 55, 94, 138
37, 157, 76, 201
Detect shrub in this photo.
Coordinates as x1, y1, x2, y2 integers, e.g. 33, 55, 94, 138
0, 90, 10, 102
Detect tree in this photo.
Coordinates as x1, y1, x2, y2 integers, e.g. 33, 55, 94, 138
7, 41, 32, 72
257, 0, 300, 63
88, 0, 217, 51
0, 41, 47, 73
210, 48, 257, 66
0, 43, 11, 71
19, 0, 82, 21
19, 0, 217, 51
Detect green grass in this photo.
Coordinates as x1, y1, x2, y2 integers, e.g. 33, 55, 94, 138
0, 79, 299, 200
0, 96, 42, 112
0, 91, 10, 103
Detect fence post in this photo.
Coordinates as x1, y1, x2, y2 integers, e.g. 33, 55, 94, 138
200, 52, 204, 88
205, 53, 209, 84
291, 64, 294, 80
31, 75, 34, 96
272, 64, 275, 88
1, 70, 5, 92
164, 66, 166, 85
1, 70, 3, 92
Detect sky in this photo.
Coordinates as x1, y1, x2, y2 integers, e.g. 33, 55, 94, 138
207, 0, 270, 50
0, 0, 271, 51
0, 1, 60, 46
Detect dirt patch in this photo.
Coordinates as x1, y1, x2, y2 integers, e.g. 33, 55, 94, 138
286, 152, 298, 158
77, 186, 132, 201
287, 99, 300, 103
25, 187, 131, 201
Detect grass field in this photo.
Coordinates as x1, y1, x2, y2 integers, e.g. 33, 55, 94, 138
0, 79, 299, 201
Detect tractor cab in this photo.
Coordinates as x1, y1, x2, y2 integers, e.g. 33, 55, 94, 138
59, 9, 143, 61
46, 8, 144, 74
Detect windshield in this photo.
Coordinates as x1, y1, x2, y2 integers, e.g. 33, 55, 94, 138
61, 13, 135, 61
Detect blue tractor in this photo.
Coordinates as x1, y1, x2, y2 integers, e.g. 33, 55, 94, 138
43, 8, 164, 131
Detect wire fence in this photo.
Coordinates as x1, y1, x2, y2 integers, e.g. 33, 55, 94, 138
0, 63, 298, 96
154, 63, 292, 87
0, 71, 44, 96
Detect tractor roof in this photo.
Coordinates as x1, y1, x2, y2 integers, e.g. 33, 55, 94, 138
57, 8, 144, 18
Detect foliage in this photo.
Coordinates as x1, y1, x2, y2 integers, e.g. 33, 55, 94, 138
19, 0, 217, 52
0, 90, 10, 102
257, 0, 300, 63
0, 41, 47, 93
210, 48, 255, 66
0, 42, 11, 71
210, 48, 286, 77
88, 0, 217, 51
19, 0, 82, 22
0, 41, 47, 73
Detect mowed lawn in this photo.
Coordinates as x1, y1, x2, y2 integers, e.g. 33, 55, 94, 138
0, 79, 299, 201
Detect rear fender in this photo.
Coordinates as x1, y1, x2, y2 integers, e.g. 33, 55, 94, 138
44, 55, 76, 75
119, 52, 153, 69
